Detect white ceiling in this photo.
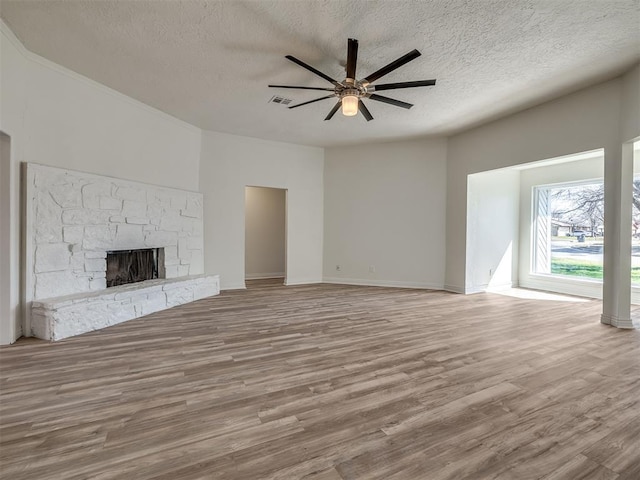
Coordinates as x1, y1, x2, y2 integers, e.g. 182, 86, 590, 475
1, 0, 639, 147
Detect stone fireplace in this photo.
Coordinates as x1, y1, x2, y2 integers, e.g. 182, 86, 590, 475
25, 163, 219, 340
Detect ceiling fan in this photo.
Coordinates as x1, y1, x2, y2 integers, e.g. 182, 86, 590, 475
269, 38, 436, 121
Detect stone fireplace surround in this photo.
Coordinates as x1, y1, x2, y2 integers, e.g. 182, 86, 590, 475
25, 163, 219, 340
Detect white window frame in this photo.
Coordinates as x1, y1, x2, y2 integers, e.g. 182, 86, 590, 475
521, 179, 605, 300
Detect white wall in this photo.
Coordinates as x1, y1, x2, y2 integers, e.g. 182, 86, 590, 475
466, 168, 520, 294
0, 24, 28, 344
447, 66, 639, 326
323, 139, 447, 289
620, 64, 640, 143
0, 24, 201, 192
0, 132, 13, 343
245, 186, 286, 279
518, 154, 604, 298
200, 131, 324, 290
446, 76, 624, 293
0, 22, 203, 343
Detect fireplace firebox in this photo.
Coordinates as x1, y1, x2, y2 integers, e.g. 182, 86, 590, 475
106, 248, 165, 287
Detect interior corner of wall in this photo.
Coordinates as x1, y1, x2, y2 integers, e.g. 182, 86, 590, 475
443, 284, 465, 294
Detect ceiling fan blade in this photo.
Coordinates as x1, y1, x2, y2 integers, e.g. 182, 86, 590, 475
324, 101, 342, 121
371, 79, 436, 91
285, 55, 340, 86
288, 95, 335, 109
368, 93, 413, 109
358, 99, 374, 121
269, 85, 335, 91
363, 49, 421, 84
346, 38, 358, 79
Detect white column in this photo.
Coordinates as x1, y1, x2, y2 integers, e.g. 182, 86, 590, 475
0, 133, 12, 344
601, 142, 633, 328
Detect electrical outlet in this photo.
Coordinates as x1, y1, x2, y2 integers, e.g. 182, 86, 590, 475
369, 265, 375, 273
336, 264, 341, 271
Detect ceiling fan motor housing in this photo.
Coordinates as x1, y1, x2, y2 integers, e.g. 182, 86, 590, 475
339, 81, 366, 100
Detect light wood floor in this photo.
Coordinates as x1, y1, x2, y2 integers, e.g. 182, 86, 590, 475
1, 281, 639, 479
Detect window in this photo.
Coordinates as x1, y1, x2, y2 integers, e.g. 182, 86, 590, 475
633, 174, 640, 285
533, 180, 604, 280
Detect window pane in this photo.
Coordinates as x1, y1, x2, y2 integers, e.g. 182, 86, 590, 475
533, 181, 604, 280
633, 173, 640, 285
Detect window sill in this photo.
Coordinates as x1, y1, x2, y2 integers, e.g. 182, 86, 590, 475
521, 273, 640, 304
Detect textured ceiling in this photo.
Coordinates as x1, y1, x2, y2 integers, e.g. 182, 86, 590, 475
1, 0, 639, 147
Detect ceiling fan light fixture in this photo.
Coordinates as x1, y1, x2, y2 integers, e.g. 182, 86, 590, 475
342, 95, 359, 116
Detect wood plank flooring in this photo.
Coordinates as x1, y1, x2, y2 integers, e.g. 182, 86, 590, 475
1, 281, 639, 479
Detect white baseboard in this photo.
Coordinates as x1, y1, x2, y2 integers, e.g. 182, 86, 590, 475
284, 278, 323, 286
322, 277, 443, 290
245, 272, 285, 280
220, 283, 247, 291
444, 284, 465, 294
601, 314, 635, 329
464, 284, 488, 295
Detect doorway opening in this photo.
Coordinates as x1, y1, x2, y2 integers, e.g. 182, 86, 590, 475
245, 186, 287, 288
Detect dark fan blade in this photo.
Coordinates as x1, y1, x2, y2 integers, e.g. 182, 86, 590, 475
368, 93, 413, 109
372, 79, 436, 91
359, 99, 373, 121
285, 55, 340, 86
363, 49, 421, 84
288, 95, 335, 109
324, 101, 342, 121
346, 38, 358, 79
269, 85, 335, 91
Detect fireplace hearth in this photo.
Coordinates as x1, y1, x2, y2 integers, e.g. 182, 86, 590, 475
106, 248, 165, 287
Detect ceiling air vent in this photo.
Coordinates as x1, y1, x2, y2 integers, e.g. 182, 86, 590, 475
269, 95, 292, 106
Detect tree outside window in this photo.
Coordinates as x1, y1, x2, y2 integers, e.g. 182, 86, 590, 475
533, 179, 640, 283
